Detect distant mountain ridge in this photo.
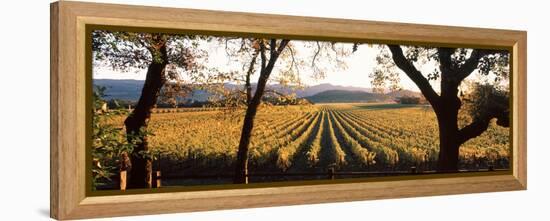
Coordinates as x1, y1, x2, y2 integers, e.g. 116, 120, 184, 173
292, 83, 373, 97
93, 79, 421, 103
93, 79, 144, 101
304, 90, 388, 103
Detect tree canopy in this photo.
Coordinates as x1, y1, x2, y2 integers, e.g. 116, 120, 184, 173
367, 44, 510, 171
369, 45, 509, 95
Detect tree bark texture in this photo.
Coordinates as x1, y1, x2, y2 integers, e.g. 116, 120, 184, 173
387, 45, 508, 172
124, 40, 168, 189
234, 39, 289, 183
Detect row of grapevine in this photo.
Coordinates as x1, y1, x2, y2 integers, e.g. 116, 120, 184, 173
346, 107, 509, 168
275, 112, 322, 170
333, 110, 400, 167
323, 111, 347, 168
251, 112, 318, 163
346, 110, 437, 150
341, 111, 436, 166
251, 112, 312, 144
327, 110, 376, 167
97, 103, 510, 176
306, 111, 325, 166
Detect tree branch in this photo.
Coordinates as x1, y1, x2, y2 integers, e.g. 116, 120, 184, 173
456, 49, 498, 81
250, 39, 291, 104
264, 39, 290, 75
264, 89, 290, 97
312, 41, 322, 68
222, 37, 243, 57
269, 39, 277, 57
245, 49, 259, 104
387, 45, 440, 107
458, 86, 510, 144
259, 40, 267, 71
285, 45, 299, 76
458, 118, 492, 145
437, 47, 455, 75
352, 43, 361, 53
276, 39, 290, 55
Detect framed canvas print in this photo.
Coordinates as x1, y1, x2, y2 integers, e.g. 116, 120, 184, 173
50, 1, 527, 220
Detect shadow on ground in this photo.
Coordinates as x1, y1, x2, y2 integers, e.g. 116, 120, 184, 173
37, 208, 49, 218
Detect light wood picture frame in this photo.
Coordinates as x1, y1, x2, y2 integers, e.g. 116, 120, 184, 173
50, 1, 527, 220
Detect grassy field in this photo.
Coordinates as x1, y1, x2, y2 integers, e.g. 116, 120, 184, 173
102, 103, 510, 184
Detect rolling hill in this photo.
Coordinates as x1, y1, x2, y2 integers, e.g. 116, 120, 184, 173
304, 90, 389, 103
93, 79, 421, 103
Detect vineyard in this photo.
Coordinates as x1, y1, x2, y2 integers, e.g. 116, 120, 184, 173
100, 103, 510, 185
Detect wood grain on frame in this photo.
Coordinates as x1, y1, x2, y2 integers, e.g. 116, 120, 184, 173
50, 1, 527, 219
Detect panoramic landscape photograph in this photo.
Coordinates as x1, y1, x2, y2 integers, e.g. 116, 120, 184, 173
90, 29, 511, 191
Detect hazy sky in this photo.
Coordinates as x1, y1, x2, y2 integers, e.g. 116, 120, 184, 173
93, 40, 494, 93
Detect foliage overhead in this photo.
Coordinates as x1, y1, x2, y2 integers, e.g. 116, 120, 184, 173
369, 45, 509, 93
461, 82, 510, 127
92, 30, 213, 104
204, 37, 353, 110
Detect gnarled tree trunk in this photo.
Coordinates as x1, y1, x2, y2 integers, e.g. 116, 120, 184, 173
386, 45, 509, 172
435, 96, 461, 172
233, 94, 262, 184
233, 62, 274, 184
233, 39, 289, 184
435, 66, 462, 172
124, 42, 168, 189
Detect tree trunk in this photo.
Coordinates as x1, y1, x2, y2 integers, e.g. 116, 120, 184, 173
233, 101, 259, 183
245, 50, 259, 104
435, 85, 462, 172
387, 46, 506, 173
124, 44, 167, 189
233, 39, 289, 184
234, 72, 271, 184
435, 108, 460, 172
233, 51, 260, 184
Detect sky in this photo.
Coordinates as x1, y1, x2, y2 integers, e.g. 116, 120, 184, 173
93, 38, 502, 93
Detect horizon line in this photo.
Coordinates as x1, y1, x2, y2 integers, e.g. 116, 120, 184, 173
92, 78, 422, 93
